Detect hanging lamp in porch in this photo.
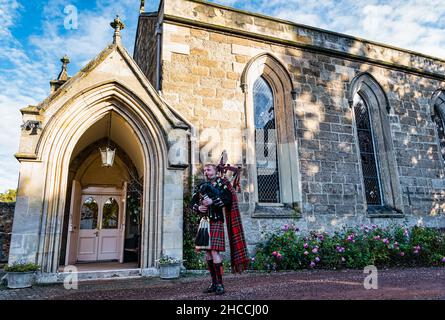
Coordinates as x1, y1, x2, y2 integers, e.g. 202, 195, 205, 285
99, 112, 116, 167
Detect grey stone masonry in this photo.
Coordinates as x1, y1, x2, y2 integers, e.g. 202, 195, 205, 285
136, 0, 445, 237
0, 203, 14, 263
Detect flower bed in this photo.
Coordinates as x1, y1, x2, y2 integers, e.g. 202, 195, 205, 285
252, 224, 445, 271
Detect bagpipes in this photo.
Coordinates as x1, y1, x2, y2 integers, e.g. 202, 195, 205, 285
193, 181, 223, 250
215, 150, 242, 193
192, 150, 242, 212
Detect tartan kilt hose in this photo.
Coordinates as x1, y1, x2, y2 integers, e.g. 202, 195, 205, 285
209, 220, 225, 252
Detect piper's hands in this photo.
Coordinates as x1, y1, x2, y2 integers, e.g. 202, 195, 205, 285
202, 198, 213, 206
198, 205, 208, 213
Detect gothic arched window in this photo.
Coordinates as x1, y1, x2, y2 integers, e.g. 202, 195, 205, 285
349, 73, 402, 215
242, 53, 302, 214
432, 91, 445, 162
353, 94, 383, 205
253, 76, 280, 203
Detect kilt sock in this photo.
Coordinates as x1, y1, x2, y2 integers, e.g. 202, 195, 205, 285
214, 262, 223, 285
207, 259, 217, 284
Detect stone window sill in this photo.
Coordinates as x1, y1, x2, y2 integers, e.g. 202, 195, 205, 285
366, 205, 404, 218
252, 203, 302, 218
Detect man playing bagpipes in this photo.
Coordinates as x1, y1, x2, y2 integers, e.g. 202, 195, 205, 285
191, 152, 250, 295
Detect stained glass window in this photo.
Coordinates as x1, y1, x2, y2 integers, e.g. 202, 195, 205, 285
432, 92, 445, 162
353, 95, 383, 206
254, 76, 280, 203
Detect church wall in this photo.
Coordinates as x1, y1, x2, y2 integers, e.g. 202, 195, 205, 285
8, 161, 45, 265
134, 13, 159, 89
136, 1, 445, 251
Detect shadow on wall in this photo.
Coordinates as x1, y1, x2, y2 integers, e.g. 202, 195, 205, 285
0, 202, 15, 263
286, 38, 445, 222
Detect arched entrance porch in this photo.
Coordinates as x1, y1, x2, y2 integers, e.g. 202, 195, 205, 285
9, 80, 191, 281
60, 111, 144, 269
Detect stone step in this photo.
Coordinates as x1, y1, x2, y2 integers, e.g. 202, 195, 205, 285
38, 268, 144, 284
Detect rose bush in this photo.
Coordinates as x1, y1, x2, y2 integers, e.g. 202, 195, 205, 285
251, 224, 445, 271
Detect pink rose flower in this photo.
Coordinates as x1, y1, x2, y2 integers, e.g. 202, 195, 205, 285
310, 261, 316, 268
272, 251, 277, 256
304, 251, 309, 256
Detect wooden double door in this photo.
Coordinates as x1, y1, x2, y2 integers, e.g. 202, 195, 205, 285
66, 183, 127, 264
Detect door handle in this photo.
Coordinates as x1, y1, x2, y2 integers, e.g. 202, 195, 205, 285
94, 230, 99, 237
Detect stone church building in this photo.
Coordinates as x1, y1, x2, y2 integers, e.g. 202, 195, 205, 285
8, 0, 445, 281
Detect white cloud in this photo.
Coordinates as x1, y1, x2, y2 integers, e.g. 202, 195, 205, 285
2, 0, 445, 190
0, 0, 21, 40
211, 0, 445, 59
0, 0, 140, 190
211, 0, 238, 6
0, 0, 29, 191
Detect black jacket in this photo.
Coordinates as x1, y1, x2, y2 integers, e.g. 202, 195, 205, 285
191, 177, 232, 222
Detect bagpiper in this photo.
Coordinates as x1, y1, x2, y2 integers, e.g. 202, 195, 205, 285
191, 152, 249, 295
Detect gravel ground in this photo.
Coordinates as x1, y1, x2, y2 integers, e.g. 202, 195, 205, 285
1, 267, 444, 300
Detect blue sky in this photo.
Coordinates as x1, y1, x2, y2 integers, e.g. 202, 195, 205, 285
1, 0, 445, 190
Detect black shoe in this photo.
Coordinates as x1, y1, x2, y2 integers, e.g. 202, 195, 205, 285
215, 284, 225, 295
202, 283, 217, 293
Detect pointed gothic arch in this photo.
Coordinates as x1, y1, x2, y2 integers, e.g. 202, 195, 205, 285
241, 53, 302, 215
11, 80, 190, 274
348, 73, 403, 215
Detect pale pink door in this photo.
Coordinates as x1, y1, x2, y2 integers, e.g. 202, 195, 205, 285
77, 194, 122, 262
65, 180, 82, 265
77, 195, 100, 261
97, 197, 121, 260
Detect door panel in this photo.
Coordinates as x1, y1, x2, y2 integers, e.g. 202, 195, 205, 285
77, 196, 99, 261
74, 192, 123, 262
97, 197, 120, 260
120, 182, 127, 263
78, 237, 97, 255
97, 233, 120, 260
66, 180, 81, 265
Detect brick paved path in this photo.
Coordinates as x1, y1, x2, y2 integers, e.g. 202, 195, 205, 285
1, 267, 444, 300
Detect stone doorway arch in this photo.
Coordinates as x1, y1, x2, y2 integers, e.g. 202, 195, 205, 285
10, 80, 190, 277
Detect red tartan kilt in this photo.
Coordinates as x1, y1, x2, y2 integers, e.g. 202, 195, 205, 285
209, 220, 225, 252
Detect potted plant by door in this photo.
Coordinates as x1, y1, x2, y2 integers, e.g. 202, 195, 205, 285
4, 262, 40, 289
156, 255, 183, 279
